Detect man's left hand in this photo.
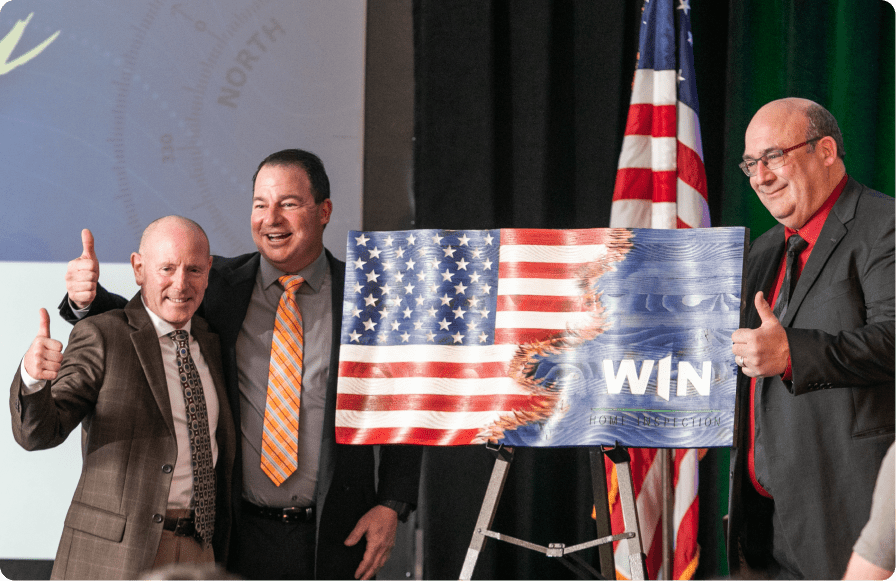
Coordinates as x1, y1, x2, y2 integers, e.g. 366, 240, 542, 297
731, 291, 791, 378
345, 504, 398, 580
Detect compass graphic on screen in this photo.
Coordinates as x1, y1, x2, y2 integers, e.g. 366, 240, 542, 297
0, 0, 362, 262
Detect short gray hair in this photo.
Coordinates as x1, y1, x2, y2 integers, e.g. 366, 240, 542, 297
805, 102, 846, 160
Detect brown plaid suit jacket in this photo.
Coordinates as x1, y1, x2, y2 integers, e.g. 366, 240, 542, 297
10, 294, 235, 580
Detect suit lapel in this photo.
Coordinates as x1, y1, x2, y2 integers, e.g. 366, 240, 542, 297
191, 318, 231, 442
208, 254, 259, 345
192, 323, 226, 406
746, 228, 785, 329
780, 179, 859, 326
125, 294, 176, 439
323, 250, 344, 436
206, 254, 260, 486
313, 251, 344, 526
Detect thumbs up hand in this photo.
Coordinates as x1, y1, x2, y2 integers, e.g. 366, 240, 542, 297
731, 292, 791, 378
65, 229, 99, 309
24, 308, 64, 381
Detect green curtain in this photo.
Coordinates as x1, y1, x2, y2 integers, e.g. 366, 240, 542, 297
718, 0, 894, 237
693, 1, 894, 577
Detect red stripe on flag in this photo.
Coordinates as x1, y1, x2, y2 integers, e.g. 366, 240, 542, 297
500, 228, 625, 246
613, 168, 654, 201
646, 532, 663, 579
652, 171, 678, 204
339, 360, 508, 379
336, 393, 535, 413
673, 448, 686, 487
612, 168, 678, 203
494, 328, 566, 345
336, 426, 484, 446
498, 261, 595, 279
496, 295, 587, 312
676, 141, 708, 198
673, 496, 700, 580
625, 103, 677, 138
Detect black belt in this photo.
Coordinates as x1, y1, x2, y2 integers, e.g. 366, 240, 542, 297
243, 501, 315, 523
163, 512, 197, 538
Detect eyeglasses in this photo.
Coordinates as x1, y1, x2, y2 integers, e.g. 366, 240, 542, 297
738, 137, 822, 177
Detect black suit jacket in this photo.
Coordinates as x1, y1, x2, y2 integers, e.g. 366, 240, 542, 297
727, 178, 895, 579
63, 250, 422, 578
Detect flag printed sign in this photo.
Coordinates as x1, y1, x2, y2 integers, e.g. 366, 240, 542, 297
336, 227, 745, 449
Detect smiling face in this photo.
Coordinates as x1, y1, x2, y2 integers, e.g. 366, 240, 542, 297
131, 217, 212, 328
743, 100, 842, 230
251, 163, 332, 273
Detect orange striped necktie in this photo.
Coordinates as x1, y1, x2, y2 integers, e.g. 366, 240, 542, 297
261, 275, 305, 486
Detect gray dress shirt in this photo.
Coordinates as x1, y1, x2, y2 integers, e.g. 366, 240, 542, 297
237, 251, 332, 508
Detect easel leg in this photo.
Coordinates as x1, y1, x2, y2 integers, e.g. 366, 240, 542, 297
589, 449, 616, 579
459, 445, 514, 580
614, 455, 648, 580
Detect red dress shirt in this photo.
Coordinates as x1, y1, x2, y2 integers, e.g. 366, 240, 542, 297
747, 175, 848, 498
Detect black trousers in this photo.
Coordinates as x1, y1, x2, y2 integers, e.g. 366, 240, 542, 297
229, 508, 316, 580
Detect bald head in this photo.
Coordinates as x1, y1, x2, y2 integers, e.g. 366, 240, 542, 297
750, 98, 846, 160
131, 216, 212, 328
754, 97, 812, 115
743, 99, 846, 229
139, 216, 210, 256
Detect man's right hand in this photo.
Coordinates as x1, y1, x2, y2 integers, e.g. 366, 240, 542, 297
65, 229, 99, 309
24, 309, 63, 381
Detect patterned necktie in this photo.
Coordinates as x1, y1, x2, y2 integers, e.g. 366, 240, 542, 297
261, 275, 305, 486
772, 234, 809, 320
168, 330, 215, 547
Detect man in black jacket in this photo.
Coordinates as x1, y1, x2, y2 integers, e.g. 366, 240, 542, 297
728, 99, 894, 579
61, 150, 422, 580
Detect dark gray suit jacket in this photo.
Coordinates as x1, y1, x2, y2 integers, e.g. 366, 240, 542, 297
12, 294, 236, 580
727, 178, 895, 579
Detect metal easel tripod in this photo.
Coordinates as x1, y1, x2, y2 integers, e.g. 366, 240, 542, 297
458, 442, 648, 580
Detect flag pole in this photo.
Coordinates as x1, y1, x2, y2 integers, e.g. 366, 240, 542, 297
610, 0, 710, 576
661, 448, 673, 579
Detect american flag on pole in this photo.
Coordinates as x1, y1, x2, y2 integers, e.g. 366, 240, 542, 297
610, 0, 709, 230
607, 0, 706, 579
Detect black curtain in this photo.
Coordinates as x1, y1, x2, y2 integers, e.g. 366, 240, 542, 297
413, 2, 650, 579
414, 1, 647, 231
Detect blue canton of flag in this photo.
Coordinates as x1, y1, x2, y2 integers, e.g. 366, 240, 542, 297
342, 230, 501, 347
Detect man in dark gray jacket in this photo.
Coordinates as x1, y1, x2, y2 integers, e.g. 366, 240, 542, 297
728, 98, 894, 579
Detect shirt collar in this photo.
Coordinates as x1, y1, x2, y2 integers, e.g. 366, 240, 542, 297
259, 249, 327, 294
140, 295, 192, 339
784, 174, 848, 244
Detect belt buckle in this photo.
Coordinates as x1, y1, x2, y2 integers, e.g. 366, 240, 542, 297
173, 517, 196, 537
281, 506, 311, 522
